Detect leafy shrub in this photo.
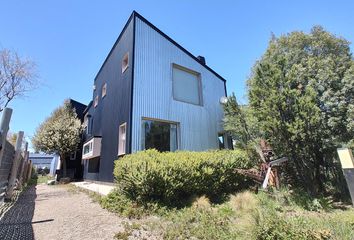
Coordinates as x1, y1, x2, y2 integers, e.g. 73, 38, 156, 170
161, 204, 240, 240
114, 149, 253, 207
255, 212, 327, 240
229, 191, 258, 212
100, 189, 164, 218
37, 167, 50, 176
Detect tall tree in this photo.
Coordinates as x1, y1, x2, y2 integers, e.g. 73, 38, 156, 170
247, 26, 354, 194
223, 94, 258, 142
0, 48, 37, 111
32, 100, 82, 177
223, 93, 264, 163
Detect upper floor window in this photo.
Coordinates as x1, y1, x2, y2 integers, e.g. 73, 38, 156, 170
70, 151, 77, 160
118, 123, 127, 156
172, 64, 202, 105
122, 53, 129, 73
94, 95, 98, 108
102, 83, 107, 98
84, 114, 92, 135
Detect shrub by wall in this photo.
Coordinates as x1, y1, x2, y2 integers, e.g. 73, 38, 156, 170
114, 149, 253, 207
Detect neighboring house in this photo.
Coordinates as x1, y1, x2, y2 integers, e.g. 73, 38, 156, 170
29, 153, 59, 176
61, 99, 87, 180
30, 99, 87, 179
82, 11, 231, 182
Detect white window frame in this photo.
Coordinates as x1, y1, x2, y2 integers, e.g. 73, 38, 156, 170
102, 83, 107, 98
172, 63, 203, 106
122, 53, 129, 73
94, 95, 98, 108
82, 137, 102, 159
83, 141, 93, 156
118, 122, 127, 156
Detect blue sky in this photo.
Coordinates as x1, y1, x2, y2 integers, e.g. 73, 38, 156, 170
1, 0, 353, 147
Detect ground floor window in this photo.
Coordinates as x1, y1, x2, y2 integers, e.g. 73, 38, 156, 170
87, 157, 100, 173
218, 133, 225, 149
141, 119, 178, 152
218, 133, 233, 150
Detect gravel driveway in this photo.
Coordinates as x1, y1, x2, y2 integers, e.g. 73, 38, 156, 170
0, 184, 127, 240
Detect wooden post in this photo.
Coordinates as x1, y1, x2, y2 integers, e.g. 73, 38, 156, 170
23, 161, 29, 183
27, 160, 33, 182
18, 142, 28, 188
0, 108, 13, 167
5, 131, 24, 201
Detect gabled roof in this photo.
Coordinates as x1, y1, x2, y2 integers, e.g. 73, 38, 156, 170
94, 11, 226, 84
69, 99, 87, 121
83, 100, 93, 115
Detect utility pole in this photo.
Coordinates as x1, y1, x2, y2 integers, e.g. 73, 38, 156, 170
0, 108, 13, 167
5, 131, 24, 201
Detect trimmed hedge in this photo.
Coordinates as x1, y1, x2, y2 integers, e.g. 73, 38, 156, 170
114, 149, 253, 207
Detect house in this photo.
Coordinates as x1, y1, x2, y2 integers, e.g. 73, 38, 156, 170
29, 153, 59, 176
56, 99, 87, 180
82, 11, 231, 182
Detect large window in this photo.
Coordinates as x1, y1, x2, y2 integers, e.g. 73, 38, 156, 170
172, 64, 202, 105
142, 119, 178, 152
118, 123, 127, 156
88, 157, 100, 173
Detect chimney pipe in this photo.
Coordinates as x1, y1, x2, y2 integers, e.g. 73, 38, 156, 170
197, 56, 206, 65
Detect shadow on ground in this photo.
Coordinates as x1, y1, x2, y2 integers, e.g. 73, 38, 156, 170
0, 185, 37, 239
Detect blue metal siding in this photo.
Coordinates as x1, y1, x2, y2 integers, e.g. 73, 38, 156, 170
88, 17, 134, 182
131, 18, 226, 152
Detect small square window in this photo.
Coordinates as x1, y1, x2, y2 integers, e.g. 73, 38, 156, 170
70, 151, 77, 160
122, 53, 129, 73
94, 95, 98, 108
118, 123, 127, 156
102, 83, 107, 98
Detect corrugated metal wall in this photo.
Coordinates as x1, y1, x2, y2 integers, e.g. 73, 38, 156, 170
131, 18, 226, 152
86, 16, 134, 182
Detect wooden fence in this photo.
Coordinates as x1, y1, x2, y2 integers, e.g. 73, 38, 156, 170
0, 108, 32, 203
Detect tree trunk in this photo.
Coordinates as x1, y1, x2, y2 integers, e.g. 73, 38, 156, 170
62, 154, 67, 178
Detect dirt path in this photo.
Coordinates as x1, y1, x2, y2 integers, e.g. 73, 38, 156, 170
0, 184, 127, 240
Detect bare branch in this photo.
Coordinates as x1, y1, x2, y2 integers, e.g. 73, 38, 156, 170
0, 48, 38, 112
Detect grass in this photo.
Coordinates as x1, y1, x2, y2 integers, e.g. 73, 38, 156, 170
99, 188, 354, 240
65, 184, 103, 203
36, 175, 54, 184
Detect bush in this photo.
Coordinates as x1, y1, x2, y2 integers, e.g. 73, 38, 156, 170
37, 167, 50, 176
114, 149, 253, 207
100, 189, 164, 218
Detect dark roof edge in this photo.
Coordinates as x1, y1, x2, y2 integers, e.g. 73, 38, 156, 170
69, 98, 86, 107
83, 100, 93, 115
93, 11, 226, 84
133, 11, 226, 83
93, 12, 135, 82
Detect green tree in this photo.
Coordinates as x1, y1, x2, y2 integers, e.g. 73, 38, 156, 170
223, 93, 263, 163
223, 95, 255, 143
32, 100, 82, 177
247, 26, 354, 194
